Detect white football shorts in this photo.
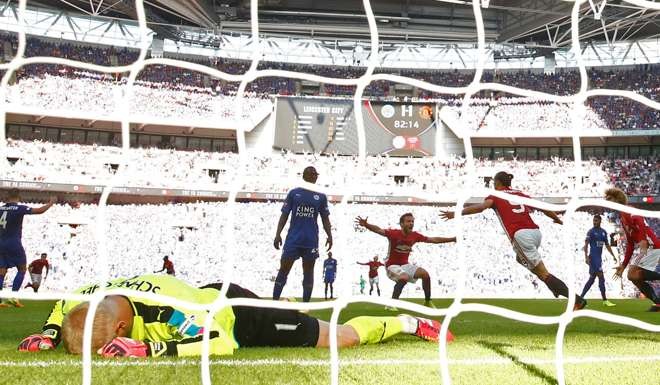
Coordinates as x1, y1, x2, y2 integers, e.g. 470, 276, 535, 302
631, 247, 660, 271
386, 264, 419, 283
512, 228, 543, 271
30, 273, 42, 286
369, 276, 379, 285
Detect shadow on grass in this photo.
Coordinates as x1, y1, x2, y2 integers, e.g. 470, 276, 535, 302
477, 340, 557, 385
608, 334, 660, 344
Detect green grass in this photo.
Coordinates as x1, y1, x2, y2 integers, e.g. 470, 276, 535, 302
1, 299, 658, 385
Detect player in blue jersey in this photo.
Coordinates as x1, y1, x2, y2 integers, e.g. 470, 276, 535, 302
273, 166, 333, 302
0, 190, 55, 308
579, 214, 618, 307
323, 252, 337, 300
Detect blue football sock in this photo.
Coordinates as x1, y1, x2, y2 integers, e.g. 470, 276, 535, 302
0, 274, 5, 291
580, 275, 596, 298
12, 271, 26, 292
597, 275, 607, 300
302, 270, 314, 302
273, 270, 288, 300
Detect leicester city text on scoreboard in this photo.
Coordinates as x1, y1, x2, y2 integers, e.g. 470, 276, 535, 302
274, 96, 438, 156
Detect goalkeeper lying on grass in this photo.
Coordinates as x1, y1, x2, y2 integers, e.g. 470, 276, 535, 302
19, 274, 453, 357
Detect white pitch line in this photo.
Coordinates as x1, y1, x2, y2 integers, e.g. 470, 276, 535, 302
2, 355, 659, 368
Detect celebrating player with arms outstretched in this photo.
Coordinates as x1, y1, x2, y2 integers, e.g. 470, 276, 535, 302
355, 213, 456, 309
25, 253, 50, 293
18, 274, 453, 357
273, 166, 332, 302
441, 171, 587, 310
605, 188, 660, 311
357, 256, 384, 296
580, 214, 617, 306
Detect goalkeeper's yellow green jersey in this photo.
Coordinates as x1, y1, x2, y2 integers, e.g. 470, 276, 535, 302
42, 274, 237, 357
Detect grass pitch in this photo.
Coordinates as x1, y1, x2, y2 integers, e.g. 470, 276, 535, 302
1, 299, 658, 385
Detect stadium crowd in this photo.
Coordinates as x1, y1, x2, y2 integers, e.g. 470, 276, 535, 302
2, 34, 659, 131
6, 73, 273, 126
0, 201, 641, 300
441, 97, 609, 132
6, 139, 653, 196
601, 158, 660, 196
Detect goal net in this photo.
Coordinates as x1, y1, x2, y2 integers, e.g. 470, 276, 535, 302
0, 1, 659, 385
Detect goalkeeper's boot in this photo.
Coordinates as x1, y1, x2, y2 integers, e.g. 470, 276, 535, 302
405, 315, 454, 343
602, 300, 616, 307
648, 304, 660, 312
0, 300, 9, 308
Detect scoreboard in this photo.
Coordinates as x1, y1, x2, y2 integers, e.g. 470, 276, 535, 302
274, 97, 437, 156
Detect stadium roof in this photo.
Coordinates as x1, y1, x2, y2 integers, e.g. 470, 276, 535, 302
30, 0, 660, 47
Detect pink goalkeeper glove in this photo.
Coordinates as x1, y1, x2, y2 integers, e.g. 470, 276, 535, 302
18, 334, 55, 352
97, 337, 148, 358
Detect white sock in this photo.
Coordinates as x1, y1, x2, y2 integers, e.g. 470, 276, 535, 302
396, 314, 418, 334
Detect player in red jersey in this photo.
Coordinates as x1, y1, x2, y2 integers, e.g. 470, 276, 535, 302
357, 256, 385, 296
441, 171, 587, 310
154, 256, 175, 276
605, 188, 660, 311
25, 253, 49, 293
355, 213, 456, 308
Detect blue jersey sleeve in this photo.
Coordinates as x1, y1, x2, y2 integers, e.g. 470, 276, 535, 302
19, 205, 32, 215
320, 194, 330, 217
281, 190, 294, 215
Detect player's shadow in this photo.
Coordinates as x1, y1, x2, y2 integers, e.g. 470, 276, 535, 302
476, 340, 558, 385
608, 334, 660, 344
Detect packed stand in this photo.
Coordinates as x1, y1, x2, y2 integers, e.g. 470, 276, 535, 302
601, 158, 660, 196
2, 34, 660, 131
0, 139, 620, 197
441, 97, 609, 132
5, 73, 273, 126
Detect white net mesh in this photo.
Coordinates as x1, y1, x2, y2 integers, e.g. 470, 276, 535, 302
0, 1, 659, 384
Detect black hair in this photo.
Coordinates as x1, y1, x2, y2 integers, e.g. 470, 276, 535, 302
493, 171, 514, 187
399, 212, 414, 224
7, 188, 20, 199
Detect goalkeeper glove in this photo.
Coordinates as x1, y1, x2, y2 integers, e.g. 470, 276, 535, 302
18, 334, 55, 352
98, 337, 148, 358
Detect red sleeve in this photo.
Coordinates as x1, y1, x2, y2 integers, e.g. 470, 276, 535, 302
485, 195, 498, 208
383, 229, 395, 239
633, 215, 660, 247
622, 233, 634, 267
414, 232, 429, 243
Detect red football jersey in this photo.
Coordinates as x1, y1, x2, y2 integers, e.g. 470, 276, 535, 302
620, 212, 659, 266
163, 260, 175, 275
361, 261, 384, 278
486, 189, 539, 239
383, 229, 428, 266
29, 259, 49, 274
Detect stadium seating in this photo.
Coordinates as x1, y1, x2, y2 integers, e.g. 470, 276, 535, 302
2, 139, 627, 196
2, 33, 659, 131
